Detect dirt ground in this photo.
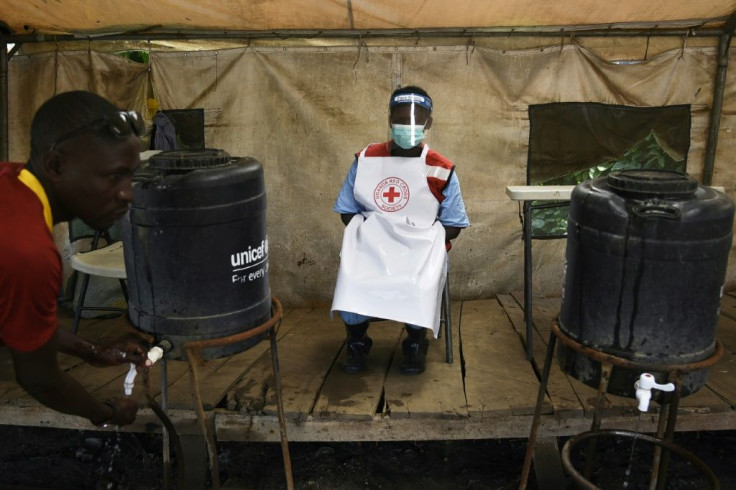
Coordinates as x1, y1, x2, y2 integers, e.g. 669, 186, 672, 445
0, 425, 734, 489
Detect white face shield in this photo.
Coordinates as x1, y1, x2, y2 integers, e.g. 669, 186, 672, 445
389, 93, 433, 150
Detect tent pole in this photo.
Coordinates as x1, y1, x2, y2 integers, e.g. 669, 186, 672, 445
1, 25, 727, 44
702, 14, 736, 185
0, 42, 8, 161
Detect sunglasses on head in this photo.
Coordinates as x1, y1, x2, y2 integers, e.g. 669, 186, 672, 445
50, 110, 144, 151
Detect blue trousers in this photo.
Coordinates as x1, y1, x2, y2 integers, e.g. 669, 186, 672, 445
338, 310, 421, 331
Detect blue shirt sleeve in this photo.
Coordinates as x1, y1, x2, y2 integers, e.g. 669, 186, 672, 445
438, 172, 470, 228
334, 159, 365, 214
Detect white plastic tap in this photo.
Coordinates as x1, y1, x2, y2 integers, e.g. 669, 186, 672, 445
122, 345, 167, 396
634, 373, 675, 412
123, 363, 137, 396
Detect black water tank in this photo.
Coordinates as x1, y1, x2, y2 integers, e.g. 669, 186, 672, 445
558, 169, 734, 397
122, 149, 271, 360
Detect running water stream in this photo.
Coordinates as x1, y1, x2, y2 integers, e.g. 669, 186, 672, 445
95, 429, 122, 490
622, 413, 643, 488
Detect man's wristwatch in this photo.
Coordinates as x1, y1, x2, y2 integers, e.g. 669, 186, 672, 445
93, 400, 117, 427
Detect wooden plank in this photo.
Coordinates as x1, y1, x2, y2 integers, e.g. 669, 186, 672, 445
676, 384, 732, 413
443, 300, 463, 363
66, 311, 194, 407
498, 293, 583, 417
460, 299, 544, 417
498, 293, 530, 342
382, 301, 467, 419
520, 294, 730, 416
2, 361, 125, 406
669, 309, 736, 411
157, 307, 306, 410
703, 363, 736, 409
2, 301, 734, 443
675, 314, 733, 413
702, 315, 736, 408
85, 308, 306, 409
510, 291, 559, 336
3, 311, 139, 403
717, 314, 736, 352
57, 313, 121, 340
0, 315, 120, 400
313, 322, 402, 421
514, 291, 605, 416
719, 292, 736, 323
229, 308, 345, 419
0, 348, 18, 397
517, 292, 640, 417
89, 359, 192, 409
216, 409, 736, 443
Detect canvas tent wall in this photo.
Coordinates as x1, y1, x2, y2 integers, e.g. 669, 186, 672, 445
2, 2, 736, 307
2, 1, 736, 34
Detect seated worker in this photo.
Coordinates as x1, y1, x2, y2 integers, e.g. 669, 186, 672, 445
0, 91, 151, 427
332, 86, 469, 375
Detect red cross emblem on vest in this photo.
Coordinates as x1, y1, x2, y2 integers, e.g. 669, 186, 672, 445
374, 177, 410, 212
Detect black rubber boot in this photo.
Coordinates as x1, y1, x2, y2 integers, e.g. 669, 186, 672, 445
342, 322, 372, 374
400, 325, 429, 375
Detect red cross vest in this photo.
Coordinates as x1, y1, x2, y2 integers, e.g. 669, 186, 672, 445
331, 143, 449, 336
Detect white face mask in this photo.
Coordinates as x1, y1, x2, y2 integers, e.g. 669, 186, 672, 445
391, 123, 425, 149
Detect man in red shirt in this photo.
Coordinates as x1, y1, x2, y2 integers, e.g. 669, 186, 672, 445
0, 91, 149, 427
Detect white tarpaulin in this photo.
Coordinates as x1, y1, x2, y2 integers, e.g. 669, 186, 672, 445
2, 1, 735, 35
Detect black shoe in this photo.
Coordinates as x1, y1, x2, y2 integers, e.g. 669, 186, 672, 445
342, 322, 372, 374
400, 327, 429, 375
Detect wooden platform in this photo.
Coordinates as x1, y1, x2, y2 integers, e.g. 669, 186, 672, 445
0, 293, 734, 443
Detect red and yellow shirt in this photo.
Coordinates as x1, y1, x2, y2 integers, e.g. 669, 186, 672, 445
0, 163, 59, 352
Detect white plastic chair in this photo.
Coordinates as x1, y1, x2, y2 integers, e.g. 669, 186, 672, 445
70, 237, 127, 333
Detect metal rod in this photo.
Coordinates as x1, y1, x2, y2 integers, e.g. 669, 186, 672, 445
1, 24, 727, 44
182, 297, 283, 351
178, 298, 285, 490
550, 323, 723, 489
443, 261, 453, 364
562, 430, 720, 490
583, 361, 613, 479
591, 362, 613, 432
551, 322, 724, 373
519, 329, 557, 489
269, 325, 295, 490
655, 372, 684, 490
185, 346, 221, 489
0, 42, 7, 161
702, 14, 736, 185
161, 358, 171, 489
523, 200, 533, 360
649, 399, 671, 490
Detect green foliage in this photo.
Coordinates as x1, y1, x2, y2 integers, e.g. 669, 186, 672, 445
115, 50, 149, 64
531, 132, 685, 237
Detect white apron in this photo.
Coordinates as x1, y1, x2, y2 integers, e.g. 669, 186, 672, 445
332, 145, 447, 337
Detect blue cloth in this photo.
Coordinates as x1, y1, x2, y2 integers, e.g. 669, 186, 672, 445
339, 310, 421, 329
151, 112, 178, 151
334, 158, 470, 228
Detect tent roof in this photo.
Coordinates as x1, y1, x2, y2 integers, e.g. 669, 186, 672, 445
3, 1, 736, 38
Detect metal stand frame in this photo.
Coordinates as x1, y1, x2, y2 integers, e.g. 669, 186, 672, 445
519, 321, 724, 490
177, 297, 294, 490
